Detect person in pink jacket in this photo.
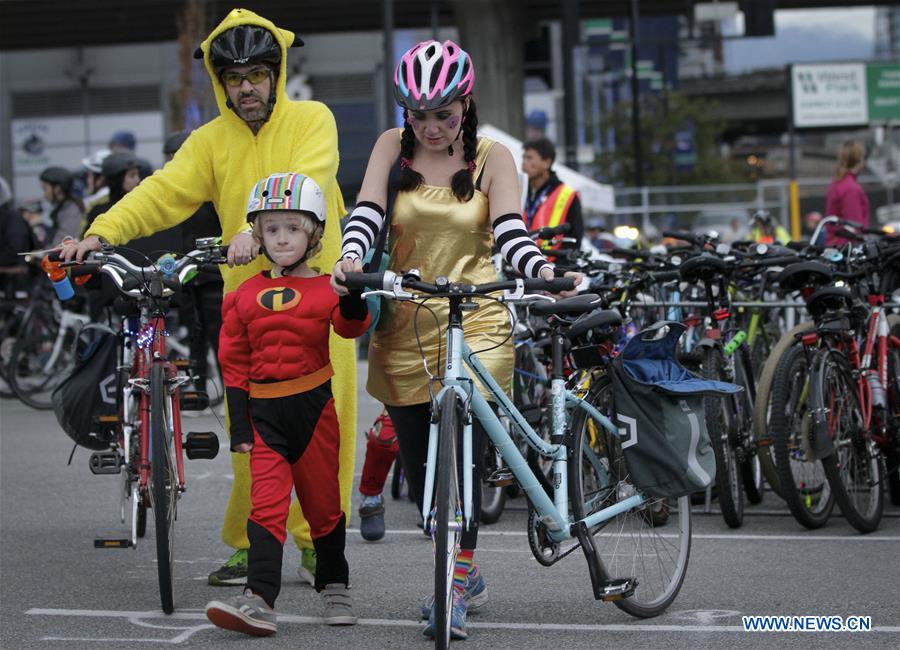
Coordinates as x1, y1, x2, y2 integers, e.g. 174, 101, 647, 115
824, 140, 869, 246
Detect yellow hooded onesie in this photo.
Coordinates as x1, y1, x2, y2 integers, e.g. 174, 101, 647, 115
85, 8, 356, 552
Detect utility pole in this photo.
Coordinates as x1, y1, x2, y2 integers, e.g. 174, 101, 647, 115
629, 0, 643, 188
383, 0, 395, 131
561, 0, 580, 167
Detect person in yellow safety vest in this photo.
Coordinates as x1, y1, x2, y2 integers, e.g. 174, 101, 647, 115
749, 210, 790, 245
522, 137, 583, 249
60, 8, 357, 592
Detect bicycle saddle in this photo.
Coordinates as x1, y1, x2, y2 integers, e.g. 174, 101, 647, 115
678, 254, 727, 283
776, 261, 833, 294
530, 293, 602, 317
566, 309, 623, 341
805, 285, 852, 320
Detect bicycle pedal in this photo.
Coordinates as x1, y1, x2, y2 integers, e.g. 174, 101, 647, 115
172, 358, 194, 370
89, 451, 122, 475
599, 577, 638, 602
94, 539, 134, 549
180, 390, 209, 411
486, 468, 514, 487
184, 431, 220, 460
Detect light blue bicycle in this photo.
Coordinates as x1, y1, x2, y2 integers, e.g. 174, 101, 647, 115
343, 270, 692, 647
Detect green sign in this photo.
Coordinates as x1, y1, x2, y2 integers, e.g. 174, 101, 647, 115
867, 63, 900, 122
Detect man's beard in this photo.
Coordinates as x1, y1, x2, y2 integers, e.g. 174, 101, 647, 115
234, 92, 269, 123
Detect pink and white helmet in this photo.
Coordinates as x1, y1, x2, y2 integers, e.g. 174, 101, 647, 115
393, 40, 474, 112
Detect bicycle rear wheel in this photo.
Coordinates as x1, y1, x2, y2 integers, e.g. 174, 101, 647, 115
479, 441, 506, 525
703, 347, 744, 528
886, 315, 900, 506
770, 346, 834, 529
813, 350, 884, 533
734, 348, 764, 504
150, 361, 177, 613
433, 390, 462, 648
569, 376, 691, 618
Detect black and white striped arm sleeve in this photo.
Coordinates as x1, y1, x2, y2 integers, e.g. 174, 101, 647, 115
340, 201, 385, 261
492, 213, 553, 278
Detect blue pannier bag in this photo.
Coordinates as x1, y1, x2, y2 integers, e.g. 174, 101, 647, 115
609, 321, 742, 498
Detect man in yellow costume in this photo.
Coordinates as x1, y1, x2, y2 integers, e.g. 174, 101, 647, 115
60, 8, 356, 587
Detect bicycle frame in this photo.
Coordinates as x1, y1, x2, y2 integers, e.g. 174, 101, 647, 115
421, 316, 644, 545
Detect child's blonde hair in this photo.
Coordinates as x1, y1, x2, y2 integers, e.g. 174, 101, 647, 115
253, 210, 323, 260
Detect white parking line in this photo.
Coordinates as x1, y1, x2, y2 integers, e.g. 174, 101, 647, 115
25, 608, 900, 636
347, 528, 900, 543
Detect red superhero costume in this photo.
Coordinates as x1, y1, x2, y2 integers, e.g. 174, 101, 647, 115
219, 271, 368, 605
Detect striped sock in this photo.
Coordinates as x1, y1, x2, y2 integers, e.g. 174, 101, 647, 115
453, 549, 474, 595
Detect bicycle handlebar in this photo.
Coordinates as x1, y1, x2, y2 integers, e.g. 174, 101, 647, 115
339, 270, 576, 298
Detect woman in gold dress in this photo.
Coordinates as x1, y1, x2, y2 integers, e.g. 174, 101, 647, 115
332, 40, 563, 640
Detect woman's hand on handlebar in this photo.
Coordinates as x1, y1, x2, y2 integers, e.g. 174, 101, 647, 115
331, 256, 363, 296
227, 232, 260, 267
540, 267, 582, 297
60, 235, 102, 263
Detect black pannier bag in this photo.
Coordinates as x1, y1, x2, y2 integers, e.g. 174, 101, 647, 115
52, 324, 119, 450
609, 321, 741, 498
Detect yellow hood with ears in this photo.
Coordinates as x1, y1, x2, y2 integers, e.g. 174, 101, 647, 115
194, 7, 302, 125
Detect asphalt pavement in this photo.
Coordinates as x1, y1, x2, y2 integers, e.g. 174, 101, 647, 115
1, 361, 898, 649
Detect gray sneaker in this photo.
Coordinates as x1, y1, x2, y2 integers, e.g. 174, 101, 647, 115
322, 583, 357, 626
206, 589, 277, 636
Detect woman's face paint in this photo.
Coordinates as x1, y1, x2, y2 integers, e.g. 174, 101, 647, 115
407, 101, 465, 152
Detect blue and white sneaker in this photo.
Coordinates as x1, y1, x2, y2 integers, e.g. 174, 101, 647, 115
421, 569, 487, 619
422, 592, 468, 640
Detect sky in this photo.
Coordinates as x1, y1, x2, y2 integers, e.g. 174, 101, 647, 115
723, 7, 878, 73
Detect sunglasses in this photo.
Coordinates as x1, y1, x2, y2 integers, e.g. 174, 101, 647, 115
221, 68, 270, 87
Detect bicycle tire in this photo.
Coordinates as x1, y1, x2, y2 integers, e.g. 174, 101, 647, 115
703, 347, 743, 528
150, 361, 177, 613
813, 350, 884, 533
569, 376, 691, 618
433, 390, 461, 648
770, 345, 834, 528
479, 441, 506, 525
753, 321, 816, 499
886, 315, 900, 506
390, 457, 403, 500
6, 304, 69, 410
734, 347, 764, 504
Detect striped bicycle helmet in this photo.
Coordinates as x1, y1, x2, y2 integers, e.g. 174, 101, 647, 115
393, 40, 474, 111
245, 173, 325, 225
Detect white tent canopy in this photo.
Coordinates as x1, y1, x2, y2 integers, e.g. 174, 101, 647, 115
478, 124, 616, 215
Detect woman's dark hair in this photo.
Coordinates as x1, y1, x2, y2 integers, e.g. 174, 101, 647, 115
398, 98, 479, 203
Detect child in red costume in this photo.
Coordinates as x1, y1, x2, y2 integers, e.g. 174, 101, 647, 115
206, 173, 368, 636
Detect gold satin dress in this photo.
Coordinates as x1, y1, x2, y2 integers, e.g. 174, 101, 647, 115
368, 137, 514, 406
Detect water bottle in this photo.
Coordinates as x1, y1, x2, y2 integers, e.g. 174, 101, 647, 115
866, 371, 886, 409
41, 256, 74, 301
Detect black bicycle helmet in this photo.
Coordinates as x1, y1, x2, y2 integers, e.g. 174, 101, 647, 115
39, 166, 74, 193
205, 25, 281, 72
101, 152, 140, 179
163, 131, 190, 156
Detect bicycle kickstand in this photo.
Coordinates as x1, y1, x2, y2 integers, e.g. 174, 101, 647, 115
574, 521, 638, 602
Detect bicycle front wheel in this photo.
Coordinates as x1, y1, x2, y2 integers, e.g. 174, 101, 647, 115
569, 376, 691, 618
813, 350, 884, 533
770, 346, 834, 529
150, 362, 177, 613
433, 390, 462, 648
703, 347, 744, 528
6, 304, 71, 409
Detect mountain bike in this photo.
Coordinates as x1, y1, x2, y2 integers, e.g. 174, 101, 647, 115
343, 270, 693, 648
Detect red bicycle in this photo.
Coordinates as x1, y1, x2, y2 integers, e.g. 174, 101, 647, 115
800, 234, 900, 533
58, 239, 226, 612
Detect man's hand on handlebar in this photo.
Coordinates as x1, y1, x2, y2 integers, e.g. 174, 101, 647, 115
331, 256, 364, 296
60, 235, 103, 263
226, 232, 260, 267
